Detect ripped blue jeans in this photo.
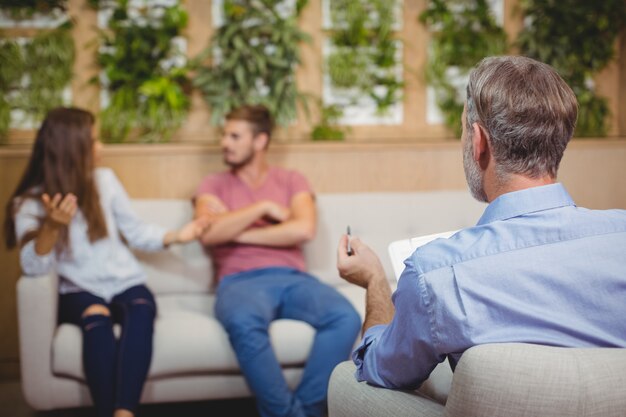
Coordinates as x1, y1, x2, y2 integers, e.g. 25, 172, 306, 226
58, 285, 156, 417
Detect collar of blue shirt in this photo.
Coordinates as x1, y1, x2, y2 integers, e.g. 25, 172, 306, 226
477, 183, 575, 225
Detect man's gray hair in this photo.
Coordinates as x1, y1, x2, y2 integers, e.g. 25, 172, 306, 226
465, 56, 578, 180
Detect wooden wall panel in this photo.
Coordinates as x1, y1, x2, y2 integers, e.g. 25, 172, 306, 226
0, 156, 28, 380
69, 0, 99, 117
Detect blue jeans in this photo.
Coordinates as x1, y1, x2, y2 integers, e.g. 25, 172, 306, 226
58, 284, 156, 417
215, 267, 361, 417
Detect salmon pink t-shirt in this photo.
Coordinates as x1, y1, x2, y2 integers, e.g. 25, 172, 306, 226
195, 166, 313, 281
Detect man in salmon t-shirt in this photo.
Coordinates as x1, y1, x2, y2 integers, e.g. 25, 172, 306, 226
193, 104, 361, 417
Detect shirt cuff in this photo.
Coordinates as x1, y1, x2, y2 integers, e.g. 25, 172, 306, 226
20, 239, 55, 276
351, 324, 387, 381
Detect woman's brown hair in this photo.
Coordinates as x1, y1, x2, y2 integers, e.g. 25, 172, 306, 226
3, 107, 108, 250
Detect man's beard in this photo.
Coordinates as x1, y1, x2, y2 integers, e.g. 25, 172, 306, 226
463, 136, 489, 203
224, 148, 255, 169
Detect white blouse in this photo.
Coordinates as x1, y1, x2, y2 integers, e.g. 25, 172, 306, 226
15, 168, 167, 302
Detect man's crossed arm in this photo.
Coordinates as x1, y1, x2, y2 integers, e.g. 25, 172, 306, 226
194, 191, 316, 247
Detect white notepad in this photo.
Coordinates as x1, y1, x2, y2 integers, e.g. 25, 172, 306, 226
387, 230, 458, 280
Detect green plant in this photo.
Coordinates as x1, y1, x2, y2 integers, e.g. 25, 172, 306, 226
0, 39, 21, 137
311, 103, 349, 141
0, 0, 67, 19
326, 0, 403, 115
95, 0, 190, 143
419, 0, 507, 137
0, 24, 74, 141
516, 0, 626, 137
192, 0, 312, 127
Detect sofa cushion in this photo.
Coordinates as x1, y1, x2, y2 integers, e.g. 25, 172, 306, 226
51, 285, 366, 380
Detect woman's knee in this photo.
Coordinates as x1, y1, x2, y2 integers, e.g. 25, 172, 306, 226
127, 297, 157, 321
82, 303, 111, 318
80, 304, 112, 332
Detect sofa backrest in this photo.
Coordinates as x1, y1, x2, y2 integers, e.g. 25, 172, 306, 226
131, 199, 211, 295
131, 191, 485, 295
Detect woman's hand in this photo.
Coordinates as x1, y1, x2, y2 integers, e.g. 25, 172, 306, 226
164, 217, 211, 246
177, 217, 210, 243
32, 193, 77, 255
41, 193, 77, 228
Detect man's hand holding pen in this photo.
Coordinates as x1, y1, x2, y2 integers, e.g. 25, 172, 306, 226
337, 226, 387, 289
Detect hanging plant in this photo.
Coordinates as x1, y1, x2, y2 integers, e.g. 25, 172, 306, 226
191, 0, 311, 127
311, 102, 349, 141
419, 0, 507, 137
516, 0, 626, 137
0, 39, 21, 138
0, 23, 74, 141
95, 0, 190, 143
326, 0, 403, 116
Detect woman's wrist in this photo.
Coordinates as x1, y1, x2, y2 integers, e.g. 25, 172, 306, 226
34, 221, 62, 255
43, 216, 65, 230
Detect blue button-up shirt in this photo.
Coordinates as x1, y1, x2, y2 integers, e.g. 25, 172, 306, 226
353, 183, 626, 390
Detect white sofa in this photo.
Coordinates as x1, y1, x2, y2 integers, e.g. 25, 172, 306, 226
16, 191, 486, 411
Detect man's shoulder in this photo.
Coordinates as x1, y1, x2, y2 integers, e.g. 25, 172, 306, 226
408, 220, 536, 276
411, 207, 626, 276
196, 170, 233, 193
577, 206, 626, 221
569, 206, 626, 240
268, 166, 312, 189
409, 226, 485, 274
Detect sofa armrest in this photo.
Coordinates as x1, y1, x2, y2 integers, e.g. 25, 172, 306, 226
445, 343, 626, 417
16, 272, 59, 410
327, 361, 445, 417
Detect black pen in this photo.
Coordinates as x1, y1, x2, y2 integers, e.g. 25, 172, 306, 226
347, 225, 353, 256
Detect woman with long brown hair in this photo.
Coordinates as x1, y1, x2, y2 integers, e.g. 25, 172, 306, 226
4, 107, 207, 417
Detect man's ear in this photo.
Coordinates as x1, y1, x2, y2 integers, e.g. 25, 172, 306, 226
253, 132, 269, 150
472, 122, 490, 169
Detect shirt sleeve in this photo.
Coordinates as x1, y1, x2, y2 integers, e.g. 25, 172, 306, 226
289, 170, 313, 197
14, 198, 56, 276
195, 174, 221, 198
105, 169, 167, 252
351, 259, 446, 390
